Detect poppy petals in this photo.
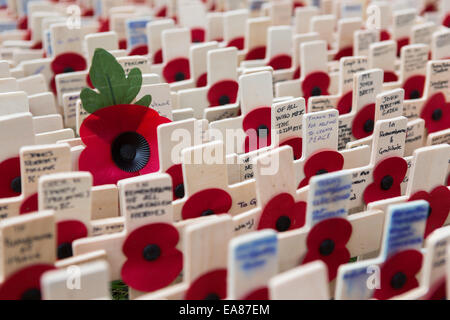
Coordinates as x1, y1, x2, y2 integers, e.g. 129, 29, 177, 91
279, 137, 303, 160
207, 80, 239, 107
243, 107, 272, 152
301, 71, 330, 104
268, 54, 292, 70
196, 73, 207, 87
51, 52, 87, 74
191, 28, 206, 43
185, 269, 227, 300
337, 90, 353, 115
162, 57, 190, 83
153, 49, 163, 64
242, 287, 269, 300
352, 103, 375, 139
298, 150, 344, 188
420, 92, 450, 133
380, 30, 391, 41
245, 46, 266, 61
396, 37, 410, 56
0, 156, 22, 198
293, 66, 301, 79
119, 39, 127, 50
57, 220, 88, 259
20, 193, 38, 214
403, 75, 425, 100
129, 44, 148, 56
334, 46, 353, 61
227, 37, 245, 51
166, 164, 185, 200
181, 188, 232, 220
384, 71, 398, 83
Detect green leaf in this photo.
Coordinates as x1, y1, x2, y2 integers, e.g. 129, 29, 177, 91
124, 68, 143, 104
134, 95, 152, 107
80, 88, 108, 113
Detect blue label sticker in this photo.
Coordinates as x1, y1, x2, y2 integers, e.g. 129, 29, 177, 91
234, 233, 277, 273
126, 17, 152, 49
0, 22, 17, 32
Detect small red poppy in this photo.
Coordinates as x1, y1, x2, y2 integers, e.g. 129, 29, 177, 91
191, 28, 206, 43
443, 14, 450, 28
420, 92, 450, 133
227, 37, 245, 50
181, 188, 232, 220
242, 287, 269, 300
20, 193, 38, 214
293, 0, 305, 9
98, 18, 109, 32
334, 46, 353, 61
424, 278, 446, 300
82, 8, 94, 16
380, 30, 391, 41
408, 185, 450, 238
119, 39, 127, 50
121, 223, 183, 292
301, 71, 330, 105
363, 156, 408, 205
302, 218, 352, 281
352, 103, 375, 139
421, 3, 437, 14
293, 66, 301, 79
372, 249, 422, 300
155, 6, 167, 17
207, 80, 239, 107
23, 29, 31, 41
337, 90, 353, 115
267, 54, 292, 70
162, 57, 190, 83
185, 269, 227, 300
384, 71, 398, 83
245, 46, 266, 61
57, 220, 88, 260
165, 164, 185, 200
279, 137, 302, 160
243, 107, 272, 153
403, 75, 426, 100
50, 52, 87, 94
298, 150, 344, 189
86, 74, 94, 89
258, 193, 306, 232
153, 49, 163, 64
18, 16, 28, 30
0, 264, 56, 300
31, 41, 43, 50
196, 73, 207, 87
78, 104, 171, 186
396, 37, 410, 57
0, 156, 22, 198
129, 44, 148, 56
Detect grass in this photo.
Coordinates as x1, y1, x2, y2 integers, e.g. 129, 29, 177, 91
111, 280, 129, 300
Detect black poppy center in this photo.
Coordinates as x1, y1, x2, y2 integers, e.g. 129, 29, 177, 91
409, 89, 420, 100
201, 209, 215, 216
432, 108, 443, 121
275, 215, 291, 232
21, 288, 41, 300
427, 206, 432, 218
363, 119, 374, 133
142, 244, 161, 261
10, 176, 21, 193
257, 124, 269, 138
390, 272, 407, 289
218, 95, 230, 105
380, 175, 394, 190
111, 132, 150, 172
311, 86, 322, 96
63, 67, 75, 73
316, 169, 328, 176
174, 183, 185, 199
204, 292, 220, 300
319, 239, 335, 256
175, 72, 185, 81
57, 242, 73, 259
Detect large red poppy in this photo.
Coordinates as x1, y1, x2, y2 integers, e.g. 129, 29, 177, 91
57, 220, 88, 260
337, 90, 353, 115
408, 185, 450, 238
0, 264, 56, 300
352, 103, 375, 139
227, 37, 245, 51
268, 54, 292, 70
191, 28, 205, 43
185, 269, 227, 300
372, 250, 422, 300
181, 188, 232, 220
50, 52, 87, 94
165, 164, 184, 200
298, 150, 344, 188
20, 193, 38, 214
242, 287, 269, 300
301, 71, 330, 105
403, 75, 425, 100
78, 104, 171, 186
121, 223, 182, 292
162, 58, 190, 83
258, 193, 306, 232
0, 157, 21, 198
207, 80, 239, 107
302, 218, 352, 281
279, 137, 303, 160
420, 92, 450, 133
243, 107, 272, 152
245, 46, 266, 61
363, 157, 408, 204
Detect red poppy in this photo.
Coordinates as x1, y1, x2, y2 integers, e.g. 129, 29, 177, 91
86, 74, 94, 89
245, 46, 266, 61
129, 44, 148, 56
408, 185, 450, 238
20, 193, 38, 214
301, 71, 330, 105
98, 18, 109, 32
181, 188, 232, 220
153, 49, 163, 64
243, 107, 272, 153
23, 29, 31, 41
242, 287, 269, 300
78, 104, 171, 186
384, 71, 398, 83
258, 193, 306, 232
191, 28, 205, 43
0, 156, 21, 198
57, 220, 88, 260
207, 80, 239, 107
18, 16, 28, 30
155, 6, 167, 17
352, 103, 375, 139
119, 39, 127, 50
372, 249, 422, 300
227, 37, 245, 51
363, 156, 408, 204
447, 174, 450, 187
302, 218, 352, 281
121, 223, 182, 292
421, 3, 437, 14
293, 0, 305, 9
162, 57, 190, 83
443, 14, 450, 28
31, 41, 43, 50
293, 66, 301, 79
268, 54, 292, 70
420, 92, 450, 133
334, 46, 353, 61
50, 52, 87, 94
0, 264, 56, 300
298, 150, 344, 188
403, 75, 425, 100
196, 73, 207, 87
337, 90, 353, 115
396, 37, 410, 56
425, 278, 446, 300
279, 137, 302, 160
185, 269, 227, 300
165, 164, 184, 200
380, 30, 391, 41
82, 8, 94, 16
